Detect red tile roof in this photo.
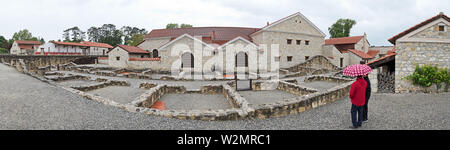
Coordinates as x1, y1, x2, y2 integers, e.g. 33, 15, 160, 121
145, 27, 260, 44
388, 13, 450, 44
129, 57, 160, 61
367, 50, 380, 58
82, 41, 113, 49
117, 45, 149, 54
367, 52, 397, 65
51, 41, 88, 47
325, 36, 364, 45
15, 40, 41, 45
348, 49, 374, 59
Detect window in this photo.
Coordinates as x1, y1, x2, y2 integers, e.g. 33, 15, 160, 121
116, 57, 120, 61
340, 58, 344, 68
287, 39, 292, 45
152, 49, 159, 58
274, 56, 280, 62
305, 56, 310, 60
439, 25, 445, 31
141, 55, 144, 58
287, 56, 293, 62
296, 40, 301, 45
305, 40, 310, 45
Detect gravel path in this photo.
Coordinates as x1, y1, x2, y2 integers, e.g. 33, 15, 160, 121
1, 64, 449, 130
238, 90, 298, 106
88, 86, 147, 104
160, 93, 232, 110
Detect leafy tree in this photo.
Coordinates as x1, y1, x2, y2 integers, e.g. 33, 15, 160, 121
180, 24, 193, 28
126, 34, 145, 46
12, 29, 38, 41
166, 23, 193, 29
328, 19, 356, 38
166, 23, 179, 29
121, 26, 148, 45
63, 26, 86, 42
87, 27, 100, 42
98, 24, 123, 46
0, 36, 8, 53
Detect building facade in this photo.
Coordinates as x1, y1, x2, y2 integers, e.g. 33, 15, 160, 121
10, 40, 41, 55
134, 12, 326, 75
388, 12, 450, 93
36, 41, 112, 55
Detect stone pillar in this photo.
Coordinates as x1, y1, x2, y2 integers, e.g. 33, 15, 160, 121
368, 68, 378, 93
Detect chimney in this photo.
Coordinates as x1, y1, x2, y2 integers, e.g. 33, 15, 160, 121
212, 30, 216, 39
267, 22, 270, 26
439, 12, 444, 15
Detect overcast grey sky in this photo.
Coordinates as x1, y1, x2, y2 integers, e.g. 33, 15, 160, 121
0, 0, 448, 46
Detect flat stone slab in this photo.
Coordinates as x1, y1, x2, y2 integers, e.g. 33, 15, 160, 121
300, 81, 341, 92
57, 79, 98, 87
160, 93, 232, 110
239, 90, 298, 106
88, 86, 147, 104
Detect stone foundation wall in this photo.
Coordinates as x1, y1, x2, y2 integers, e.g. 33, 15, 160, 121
304, 75, 353, 83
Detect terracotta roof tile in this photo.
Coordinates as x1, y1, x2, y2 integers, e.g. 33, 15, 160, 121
348, 49, 374, 59
388, 13, 450, 44
129, 57, 160, 61
51, 41, 88, 47
145, 27, 260, 45
325, 36, 364, 45
367, 52, 397, 65
117, 45, 149, 54
367, 50, 380, 58
82, 41, 113, 48
15, 40, 41, 45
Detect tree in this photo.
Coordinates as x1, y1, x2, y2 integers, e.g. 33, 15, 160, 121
180, 24, 193, 28
328, 19, 356, 38
126, 34, 145, 46
166, 23, 179, 29
12, 29, 38, 41
87, 27, 100, 42
121, 26, 148, 45
0, 36, 9, 53
97, 24, 123, 46
62, 26, 86, 42
166, 23, 193, 29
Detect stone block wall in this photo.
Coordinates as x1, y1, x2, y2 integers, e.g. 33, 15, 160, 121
395, 42, 449, 93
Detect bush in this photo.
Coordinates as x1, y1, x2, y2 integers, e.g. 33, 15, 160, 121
405, 64, 450, 92
0, 48, 8, 54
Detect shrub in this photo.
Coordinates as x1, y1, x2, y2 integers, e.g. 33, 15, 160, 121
405, 64, 450, 92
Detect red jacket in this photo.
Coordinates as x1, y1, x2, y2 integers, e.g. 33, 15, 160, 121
349, 78, 367, 106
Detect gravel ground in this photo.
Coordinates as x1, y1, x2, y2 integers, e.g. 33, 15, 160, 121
238, 90, 298, 106
160, 93, 232, 110
1, 64, 449, 130
57, 79, 99, 87
88, 86, 147, 104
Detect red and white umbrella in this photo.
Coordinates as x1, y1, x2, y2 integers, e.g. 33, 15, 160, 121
343, 64, 372, 77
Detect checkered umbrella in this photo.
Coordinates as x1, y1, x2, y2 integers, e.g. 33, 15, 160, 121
343, 64, 372, 77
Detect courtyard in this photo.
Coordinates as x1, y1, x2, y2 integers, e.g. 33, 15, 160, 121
0, 63, 448, 130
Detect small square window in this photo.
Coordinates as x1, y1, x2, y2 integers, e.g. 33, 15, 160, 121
287, 39, 292, 45
305, 40, 310, 45
296, 40, 301, 45
274, 56, 280, 62
439, 25, 445, 31
116, 57, 120, 61
287, 56, 293, 62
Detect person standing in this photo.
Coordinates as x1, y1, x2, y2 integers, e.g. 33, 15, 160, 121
360, 61, 371, 123
349, 75, 367, 129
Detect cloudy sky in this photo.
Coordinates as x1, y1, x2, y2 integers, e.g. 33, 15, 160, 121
0, 0, 448, 46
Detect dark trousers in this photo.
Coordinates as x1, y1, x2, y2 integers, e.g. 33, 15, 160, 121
362, 98, 369, 121
351, 104, 364, 127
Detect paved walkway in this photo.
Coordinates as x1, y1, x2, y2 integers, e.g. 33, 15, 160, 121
0, 64, 449, 130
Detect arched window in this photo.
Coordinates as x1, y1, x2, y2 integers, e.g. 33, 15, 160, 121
181, 52, 194, 68
152, 49, 159, 58
235, 52, 248, 67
